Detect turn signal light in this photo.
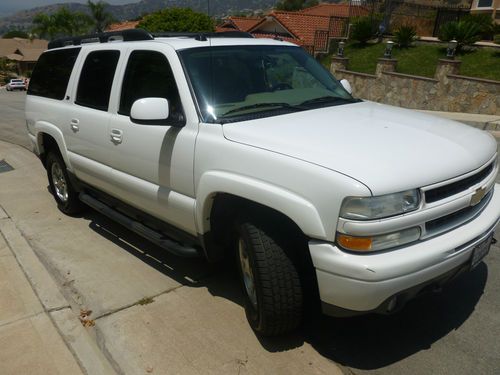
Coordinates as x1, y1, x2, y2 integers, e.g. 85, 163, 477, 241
337, 234, 372, 251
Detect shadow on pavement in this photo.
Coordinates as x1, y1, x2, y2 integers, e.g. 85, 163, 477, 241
83, 207, 487, 370
260, 263, 487, 370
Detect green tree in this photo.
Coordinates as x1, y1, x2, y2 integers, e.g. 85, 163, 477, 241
276, 0, 318, 11
137, 8, 214, 33
87, 0, 114, 33
32, 7, 93, 39
2, 30, 30, 39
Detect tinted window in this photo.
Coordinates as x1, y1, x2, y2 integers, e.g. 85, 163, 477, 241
28, 48, 81, 100
119, 50, 184, 124
76, 50, 120, 111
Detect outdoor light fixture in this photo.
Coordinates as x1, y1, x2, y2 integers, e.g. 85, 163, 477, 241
447, 39, 458, 59
337, 41, 345, 57
384, 40, 394, 58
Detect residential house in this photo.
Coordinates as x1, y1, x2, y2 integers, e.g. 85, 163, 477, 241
107, 20, 141, 32
0, 38, 47, 75
219, 3, 369, 54
470, 0, 500, 23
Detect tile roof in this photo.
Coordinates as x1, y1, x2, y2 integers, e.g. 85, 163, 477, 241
250, 11, 334, 46
300, 3, 369, 18
0, 38, 47, 60
224, 16, 263, 32
106, 20, 140, 32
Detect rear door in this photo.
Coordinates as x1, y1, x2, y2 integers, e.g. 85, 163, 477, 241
64, 48, 121, 192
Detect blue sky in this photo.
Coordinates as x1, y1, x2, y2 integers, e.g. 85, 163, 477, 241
0, 0, 141, 16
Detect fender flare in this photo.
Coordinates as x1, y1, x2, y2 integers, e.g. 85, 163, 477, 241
35, 122, 72, 170
196, 171, 327, 240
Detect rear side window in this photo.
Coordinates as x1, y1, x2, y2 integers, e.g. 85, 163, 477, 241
28, 48, 81, 100
119, 50, 184, 124
76, 50, 120, 111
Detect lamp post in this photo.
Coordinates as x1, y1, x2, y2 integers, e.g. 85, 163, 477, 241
337, 41, 345, 57
446, 39, 458, 59
384, 40, 394, 58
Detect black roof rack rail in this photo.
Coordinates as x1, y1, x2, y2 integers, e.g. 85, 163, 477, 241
48, 29, 153, 49
152, 31, 254, 40
48, 29, 253, 49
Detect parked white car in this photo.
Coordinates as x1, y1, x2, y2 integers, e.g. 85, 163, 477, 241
6, 78, 26, 91
25, 30, 499, 336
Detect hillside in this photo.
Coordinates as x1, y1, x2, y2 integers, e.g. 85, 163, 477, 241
0, 0, 277, 34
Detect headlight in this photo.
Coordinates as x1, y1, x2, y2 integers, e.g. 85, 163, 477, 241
337, 227, 421, 252
340, 190, 420, 220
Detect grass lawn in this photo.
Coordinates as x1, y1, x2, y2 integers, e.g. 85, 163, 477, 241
324, 42, 500, 81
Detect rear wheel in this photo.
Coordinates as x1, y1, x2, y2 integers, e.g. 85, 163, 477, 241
46, 152, 83, 215
236, 218, 303, 336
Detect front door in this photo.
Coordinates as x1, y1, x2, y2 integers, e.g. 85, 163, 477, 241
107, 47, 198, 235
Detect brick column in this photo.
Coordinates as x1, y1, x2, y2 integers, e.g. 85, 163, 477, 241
376, 58, 397, 77
435, 59, 461, 81
330, 57, 349, 74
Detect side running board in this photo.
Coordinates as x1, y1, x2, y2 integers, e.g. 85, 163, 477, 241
80, 193, 201, 258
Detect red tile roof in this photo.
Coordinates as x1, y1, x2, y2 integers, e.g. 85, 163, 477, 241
226, 16, 263, 32
250, 11, 335, 46
300, 3, 369, 18
106, 21, 140, 32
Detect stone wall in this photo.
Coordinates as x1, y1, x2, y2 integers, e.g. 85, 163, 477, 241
330, 57, 500, 115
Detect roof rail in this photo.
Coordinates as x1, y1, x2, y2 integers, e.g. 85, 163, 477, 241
48, 29, 154, 49
47, 29, 254, 49
152, 31, 254, 40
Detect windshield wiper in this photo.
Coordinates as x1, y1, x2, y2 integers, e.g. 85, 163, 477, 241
221, 102, 302, 117
299, 96, 359, 107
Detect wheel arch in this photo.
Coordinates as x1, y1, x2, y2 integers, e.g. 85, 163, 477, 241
196, 171, 327, 261
35, 123, 71, 169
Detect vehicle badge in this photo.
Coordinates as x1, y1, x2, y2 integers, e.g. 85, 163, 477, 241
470, 187, 486, 207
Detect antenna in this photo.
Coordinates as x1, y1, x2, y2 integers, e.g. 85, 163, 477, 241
207, 0, 210, 17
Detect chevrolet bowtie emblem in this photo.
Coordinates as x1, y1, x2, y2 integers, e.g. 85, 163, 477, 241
470, 187, 486, 206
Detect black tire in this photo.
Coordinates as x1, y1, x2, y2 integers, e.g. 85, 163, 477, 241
46, 152, 83, 215
236, 218, 303, 336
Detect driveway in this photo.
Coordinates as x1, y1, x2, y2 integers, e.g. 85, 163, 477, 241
0, 88, 499, 375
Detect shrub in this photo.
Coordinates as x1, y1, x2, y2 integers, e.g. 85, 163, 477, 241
350, 17, 374, 44
494, 34, 500, 45
462, 14, 496, 39
394, 25, 417, 48
438, 20, 481, 52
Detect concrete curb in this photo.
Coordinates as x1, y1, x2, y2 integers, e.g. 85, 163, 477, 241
0, 209, 117, 375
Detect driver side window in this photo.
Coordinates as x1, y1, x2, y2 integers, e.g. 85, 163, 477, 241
119, 50, 184, 124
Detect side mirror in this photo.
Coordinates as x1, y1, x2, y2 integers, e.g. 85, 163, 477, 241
130, 98, 169, 124
340, 79, 352, 95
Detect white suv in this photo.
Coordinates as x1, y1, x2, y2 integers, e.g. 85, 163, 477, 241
25, 29, 499, 336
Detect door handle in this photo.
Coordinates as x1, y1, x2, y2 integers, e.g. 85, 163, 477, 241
70, 119, 79, 132
110, 128, 123, 144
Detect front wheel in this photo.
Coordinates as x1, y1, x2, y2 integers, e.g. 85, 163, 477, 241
46, 152, 83, 215
236, 219, 303, 336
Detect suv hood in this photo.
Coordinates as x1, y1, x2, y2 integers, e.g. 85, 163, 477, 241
222, 101, 497, 195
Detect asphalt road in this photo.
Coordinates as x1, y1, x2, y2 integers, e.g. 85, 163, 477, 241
1, 88, 499, 375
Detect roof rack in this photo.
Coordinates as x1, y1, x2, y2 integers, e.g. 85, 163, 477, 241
48, 29, 154, 49
152, 31, 254, 40
48, 29, 254, 49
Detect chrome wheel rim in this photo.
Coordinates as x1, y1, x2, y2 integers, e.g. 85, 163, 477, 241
239, 239, 258, 308
51, 162, 68, 203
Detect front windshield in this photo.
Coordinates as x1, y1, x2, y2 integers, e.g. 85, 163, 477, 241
178, 45, 356, 123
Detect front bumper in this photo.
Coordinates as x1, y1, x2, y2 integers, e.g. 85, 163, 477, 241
309, 184, 500, 315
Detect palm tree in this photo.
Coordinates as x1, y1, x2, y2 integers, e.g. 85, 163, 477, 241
87, 1, 114, 33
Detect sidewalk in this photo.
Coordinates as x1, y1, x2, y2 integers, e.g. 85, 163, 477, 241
0, 206, 114, 375
0, 141, 344, 375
